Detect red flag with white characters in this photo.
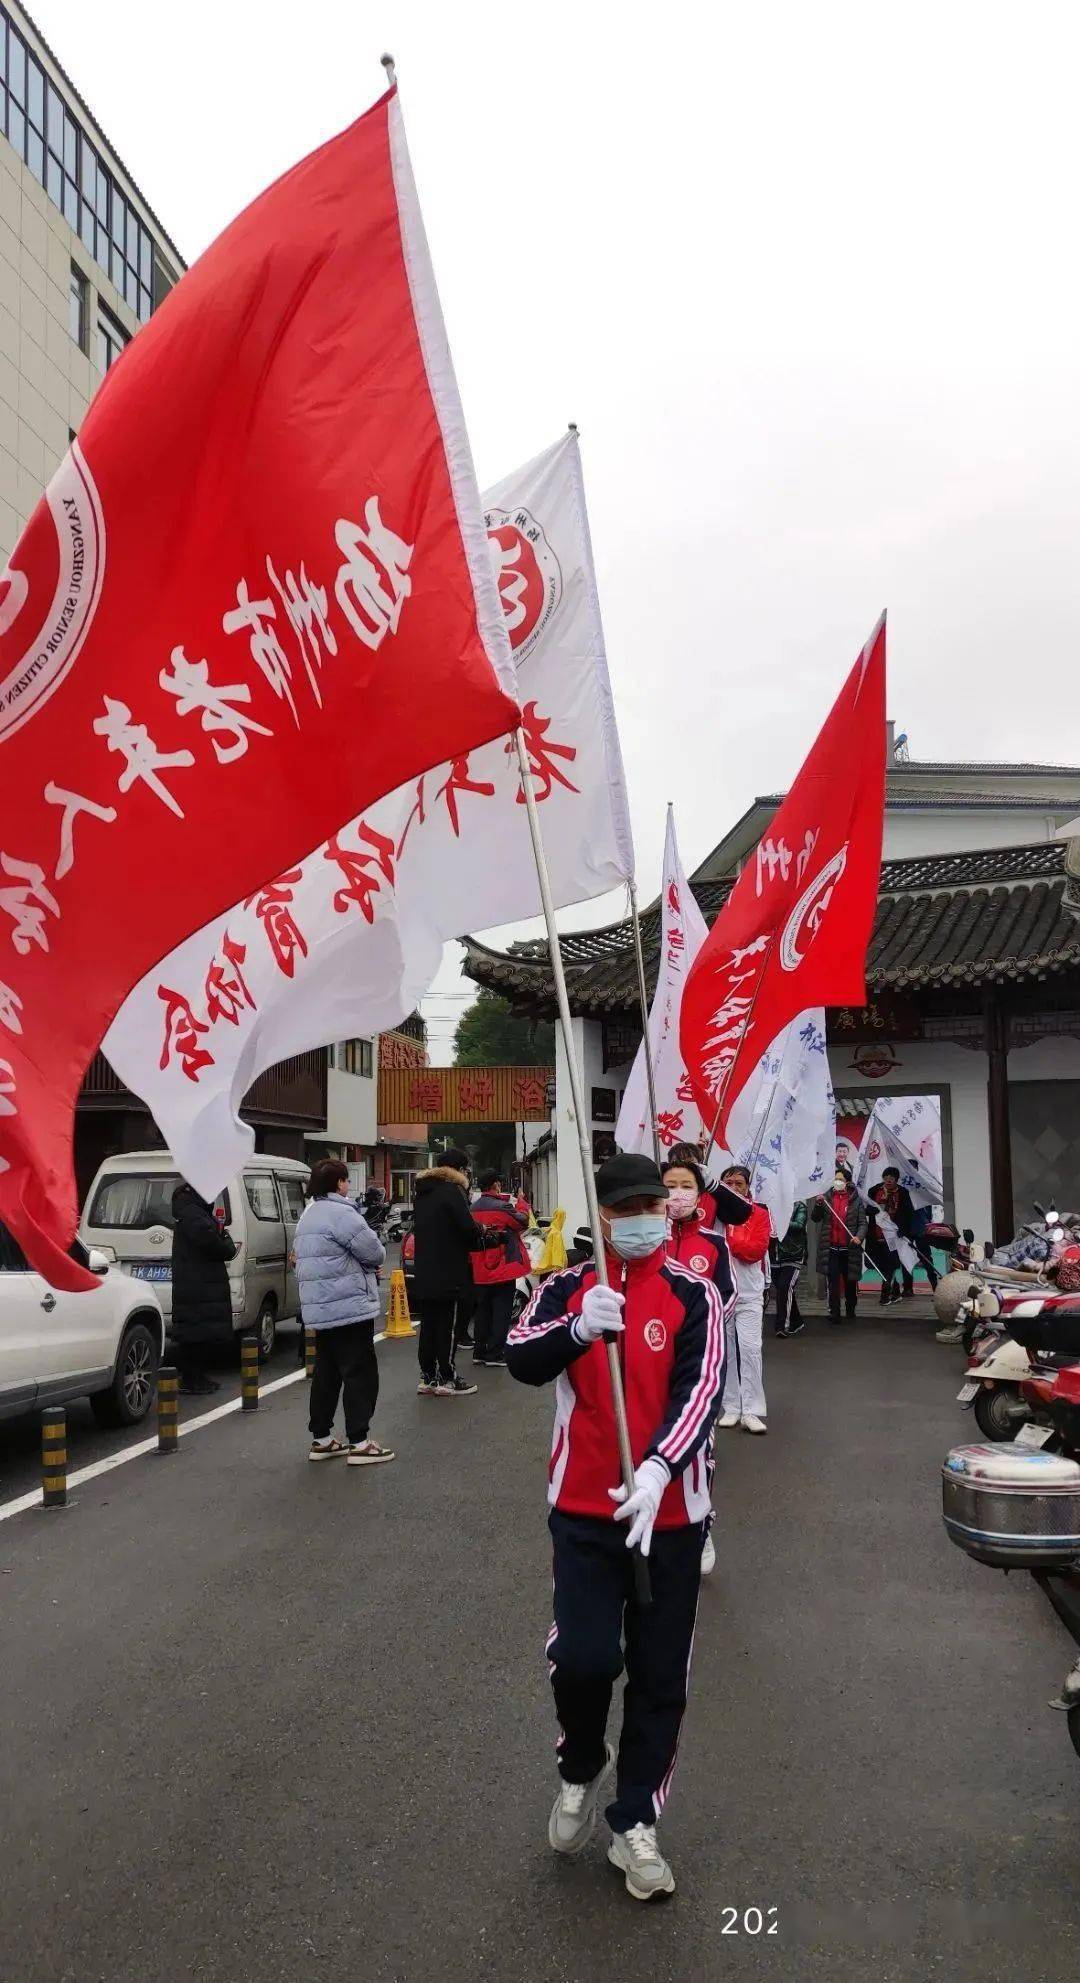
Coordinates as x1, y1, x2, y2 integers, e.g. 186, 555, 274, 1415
680, 615, 886, 1145
0, 85, 519, 1288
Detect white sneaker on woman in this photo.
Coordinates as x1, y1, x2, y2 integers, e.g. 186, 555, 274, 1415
700, 1532, 716, 1575
717, 1410, 740, 1429
548, 1743, 614, 1855
608, 1823, 676, 1900
741, 1414, 767, 1434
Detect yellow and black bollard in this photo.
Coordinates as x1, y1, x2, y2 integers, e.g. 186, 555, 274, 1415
156, 1365, 179, 1455
304, 1327, 316, 1379
240, 1333, 260, 1411
41, 1407, 67, 1509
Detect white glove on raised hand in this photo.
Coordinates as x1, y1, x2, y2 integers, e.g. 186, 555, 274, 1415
571, 1284, 625, 1346
608, 1456, 670, 1557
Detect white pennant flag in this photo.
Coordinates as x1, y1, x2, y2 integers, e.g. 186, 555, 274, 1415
615, 806, 708, 1156
853, 1098, 944, 1212
104, 431, 634, 1199
722, 1009, 835, 1241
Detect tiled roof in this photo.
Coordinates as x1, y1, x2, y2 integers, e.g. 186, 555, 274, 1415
463, 842, 1080, 1013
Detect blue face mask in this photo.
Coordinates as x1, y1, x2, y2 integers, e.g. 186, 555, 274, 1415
608, 1213, 668, 1261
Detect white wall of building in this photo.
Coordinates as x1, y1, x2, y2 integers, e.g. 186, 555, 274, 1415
882, 808, 1069, 860
324, 1058, 378, 1147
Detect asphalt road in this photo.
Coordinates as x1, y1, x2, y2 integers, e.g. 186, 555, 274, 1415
1, 1306, 1079, 1982
0, 1315, 309, 1502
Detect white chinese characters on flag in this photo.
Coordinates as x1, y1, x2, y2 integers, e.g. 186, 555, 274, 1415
0, 85, 520, 1288
105, 430, 635, 1200
722, 1009, 835, 1242
615, 807, 708, 1156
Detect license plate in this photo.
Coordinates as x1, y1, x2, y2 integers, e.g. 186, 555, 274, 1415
957, 1380, 979, 1403
1014, 1422, 1053, 1450
127, 1262, 171, 1282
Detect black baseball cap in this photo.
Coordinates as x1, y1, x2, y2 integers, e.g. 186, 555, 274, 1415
595, 1152, 669, 1207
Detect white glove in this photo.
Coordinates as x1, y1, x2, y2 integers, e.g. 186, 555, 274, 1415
572, 1284, 625, 1346
609, 1456, 670, 1556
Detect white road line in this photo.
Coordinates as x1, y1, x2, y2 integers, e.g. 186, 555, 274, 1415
0, 1331, 395, 1526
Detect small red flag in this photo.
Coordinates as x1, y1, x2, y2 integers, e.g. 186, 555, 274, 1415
680, 615, 887, 1146
0, 86, 519, 1287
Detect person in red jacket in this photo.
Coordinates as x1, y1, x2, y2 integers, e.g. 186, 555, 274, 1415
468, 1167, 531, 1367
506, 1151, 725, 1903
716, 1164, 772, 1434
662, 1153, 737, 1577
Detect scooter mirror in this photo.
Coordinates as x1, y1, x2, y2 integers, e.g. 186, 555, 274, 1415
962, 1228, 974, 1243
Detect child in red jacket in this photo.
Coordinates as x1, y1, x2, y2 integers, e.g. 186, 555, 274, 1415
716, 1164, 772, 1434
506, 1152, 726, 1902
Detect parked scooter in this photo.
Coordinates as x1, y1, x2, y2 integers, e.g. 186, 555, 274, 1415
942, 1290, 1080, 1762
935, 1204, 1075, 1342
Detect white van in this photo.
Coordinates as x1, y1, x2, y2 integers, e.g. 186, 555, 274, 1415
80, 1151, 310, 1358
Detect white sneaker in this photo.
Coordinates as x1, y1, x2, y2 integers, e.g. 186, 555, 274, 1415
548, 1743, 614, 1856
717, 1411, 740, 1429
741, 1414, 767, 1435
700, 1532, 716, 1575
936, 1323, 964, 1345
608, 1823, 676, 1900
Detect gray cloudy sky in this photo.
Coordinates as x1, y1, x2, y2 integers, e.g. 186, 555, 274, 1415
45, 0, 1080, 1059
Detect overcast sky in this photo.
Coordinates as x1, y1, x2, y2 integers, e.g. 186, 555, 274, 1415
45, 0, 1080, 1059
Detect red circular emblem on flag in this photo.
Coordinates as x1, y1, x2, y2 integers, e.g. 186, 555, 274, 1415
690, 1253, 710, 1273
485, 506, 562, 663
644, 1319, 667, 1352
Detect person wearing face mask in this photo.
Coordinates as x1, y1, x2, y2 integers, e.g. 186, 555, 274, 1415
715, 1165, 773, 1434
664, 1141, 754, 1235
505, 1152, 726, 1903
661, 1155, 737, 1576
811, 1163, 867, 1323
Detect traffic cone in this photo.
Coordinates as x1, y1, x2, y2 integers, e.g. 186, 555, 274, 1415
384, 1267, 414, 1338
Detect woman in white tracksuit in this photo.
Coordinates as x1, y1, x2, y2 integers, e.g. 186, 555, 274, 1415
715, 1165, 773, 1435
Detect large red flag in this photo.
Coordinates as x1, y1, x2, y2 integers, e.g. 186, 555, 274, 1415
681, 615, 886, 1145
0, 86, 519, 1288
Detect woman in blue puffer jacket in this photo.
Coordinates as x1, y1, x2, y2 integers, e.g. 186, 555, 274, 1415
294, 1158, 393, 1467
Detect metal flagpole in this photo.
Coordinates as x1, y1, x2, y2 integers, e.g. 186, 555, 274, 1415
628, 878, 661, 1167
827, 1203, 888, 1284
381, 51, 397, 85
514, 726, 651, 1604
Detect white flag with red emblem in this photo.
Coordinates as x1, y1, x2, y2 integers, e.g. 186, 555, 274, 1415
103, 430, 634, 1199
615, 807, 709, 1156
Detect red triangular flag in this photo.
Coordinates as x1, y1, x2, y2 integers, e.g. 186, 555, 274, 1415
681, 616, 886, 1146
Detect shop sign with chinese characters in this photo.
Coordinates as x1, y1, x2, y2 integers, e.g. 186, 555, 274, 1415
377, 1064, 554, 1123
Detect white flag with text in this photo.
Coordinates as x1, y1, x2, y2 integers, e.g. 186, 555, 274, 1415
104, 431, 634, 1198
854, 1097, 944, 1211
615, 807, 708, 1156
723, 1009, 835, 1241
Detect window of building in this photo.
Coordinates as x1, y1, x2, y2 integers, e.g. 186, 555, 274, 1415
337, 1038, 374, 1078
0, 9, 160, 327
97, 301, 128, 373
68, 261, 87, 352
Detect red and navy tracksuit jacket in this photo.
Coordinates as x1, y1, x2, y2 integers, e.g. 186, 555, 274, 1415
505, 1245, 728, 1530
469, 1190, 530, 1287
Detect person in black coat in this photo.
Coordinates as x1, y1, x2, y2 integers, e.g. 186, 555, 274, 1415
411, 1150, 484, 1397
171, 1182, 237, 1395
